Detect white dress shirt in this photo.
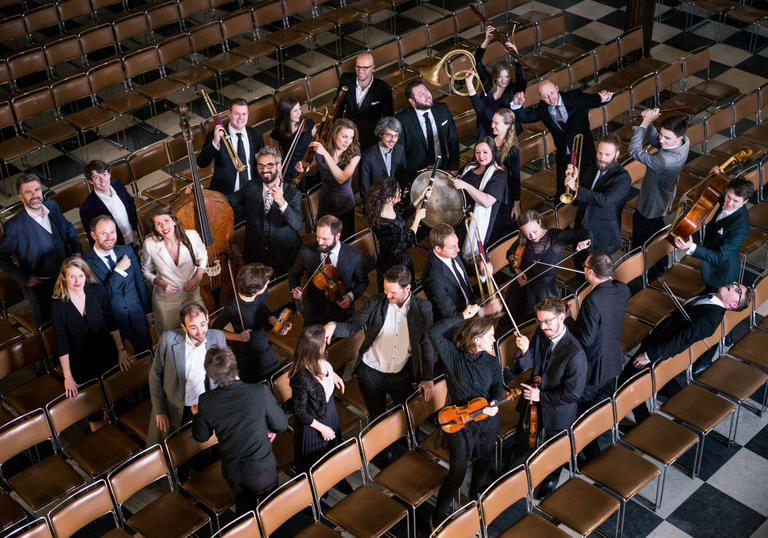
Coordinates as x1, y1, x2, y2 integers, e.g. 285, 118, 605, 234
262, 184, 288, 213
356, 78, 372, 107
183, 334, 207, 406
362, 294, 412, 373
25, 205, 52, 234
95, 187, 133, 245
416, 108, 441, 159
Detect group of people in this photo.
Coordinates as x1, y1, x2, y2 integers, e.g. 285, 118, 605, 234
0, 36, 758, 530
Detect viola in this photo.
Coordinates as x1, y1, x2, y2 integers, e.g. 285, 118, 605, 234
438, 388, 522, 433
667, 148, 753, 245
523, 376, 542, 448
312, 263, 348, 304
511, 242, 525, 273
271, 307, 292, 334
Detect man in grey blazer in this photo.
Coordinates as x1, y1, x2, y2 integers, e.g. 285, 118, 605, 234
148, 302, 227, 445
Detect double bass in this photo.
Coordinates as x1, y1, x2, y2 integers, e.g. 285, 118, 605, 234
172, 104, 235, 311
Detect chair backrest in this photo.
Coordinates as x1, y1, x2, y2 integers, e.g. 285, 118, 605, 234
643, 225, 673, 273
275, 78, 309, 109
604, 90, 630, 124
347, 227, 376, 263
359, 405, 408, 463
48, 480, 118, 538
397, 26, 429, 61
46, 178, 91, 213
686, 120, 705, 149
705, 104, 734, 142
146, 1, 181, 32
26, 4, 61, 34
432, 501, 480, 538
102, 352, 153, 406
0, 408, 53, 467
51, 73, 93, 110
734, 90, 759, 124
722, 304, 750, 336
12, 88, 55, 124
630, 73, 657, 111
79, 24, 115, 57
4, 518, 53, 538
571, 398, 613, 453
0, 16, 28, 45
310, 438, 361, 498
753, 270, 768, 311
613, 369, 653, 421
683, 48, 709, 81
496, 321, 536, 371
479, 464, 528, 528
113, 12, 149, 44
270, 363, 292, 405
0, 333, 48, 379
257, 473, 316, 535
129, 141, 170, 181
569, 52, 596, 86
526, 430, 571, 489
536, 13, 565, 45
426, 16, 455, 51
653, 349, 690, 392
108, 445, 171, 505
88, 59, 125, 94
406, 377, 447, 430
326, 330, 364, 371
214, 511, 259, 537
307, 67, 339, 106
190, 22, 224, 53
158, 34, 193, 66
122, 45, 160, 80
594, 41, 619, 72
45, 36, 83, 72
612, 247, 642, 284
178, 0, 209, 21
165, 423, 218, 471
487, 232, 518, 276
47, 381, 106, 435
221, 10, 256, 42
618, 26, 644, 60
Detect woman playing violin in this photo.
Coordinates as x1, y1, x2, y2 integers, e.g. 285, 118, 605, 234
271, 96, 316, 188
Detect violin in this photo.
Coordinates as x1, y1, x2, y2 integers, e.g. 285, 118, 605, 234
271, 307, 292, 334
523, 375, 542, 448
312, 263, 348, 304
438, 388, 522, 433
667, 148, 753, 245
511, 242, 525, 273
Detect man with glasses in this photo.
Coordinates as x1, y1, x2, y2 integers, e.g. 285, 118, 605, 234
238, 146, 303, 276
334, 52, 394, 151
359, 116, 407, 200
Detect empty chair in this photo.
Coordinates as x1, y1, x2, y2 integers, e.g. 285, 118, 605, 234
257, 473, 341, 536
4, 518, 53, 538
87, 60, 149, 125
211, 511, 260, 537
0, 101, 40, 178
0, 490, 26, 534
48, 480, 131, 537
1, 333, 65, 416
101, 351, 154, 441
12, 88, 79, 156
430, 501, 480, 538
121, 45, 183, 122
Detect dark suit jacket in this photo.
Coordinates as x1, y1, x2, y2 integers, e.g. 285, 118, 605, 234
516, 327, 588, 431
84, 245, 151, 329
359, 142, 407, 200
333, 293, 435, 382
79, 180, 139, 246
193, 380, 288, 481
693, 203, 750, 288
0, 201, 81, 285
238, 179, 303, 276
196, 125, 265, 195
570, 280, 630, 393
421, 251, 476, 321
335, 73, 394, 149
639, 298, 725, 363
574, 162, 631, 254
397, 103, 460, 176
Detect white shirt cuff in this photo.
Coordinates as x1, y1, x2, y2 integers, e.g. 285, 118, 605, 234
510, 103, 522, 110
687, 243, 697, 255
278, 201, 288, 212
346, 291, 355, 302
212, 139, 220, 151
114, 268, 128, 278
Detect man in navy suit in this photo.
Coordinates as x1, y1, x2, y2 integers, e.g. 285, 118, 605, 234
674, 177, 752, 292
359, 116, 407, 201
84, 215, 153, 354
0, 174, 81, 327
80, 160, 139, 248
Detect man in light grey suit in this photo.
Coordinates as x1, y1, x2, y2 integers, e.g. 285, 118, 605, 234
148, 302, 227, 445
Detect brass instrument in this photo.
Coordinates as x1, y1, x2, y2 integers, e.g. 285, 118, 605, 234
418, 49, 485, 97
560, 133, 583, 204
200, 89, 247, 173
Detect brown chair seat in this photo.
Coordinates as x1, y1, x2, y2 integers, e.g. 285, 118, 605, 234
740, 228, 768, 254
543, 44, 584, 64
119, 399, 152, 441
522, 55, 561, 77
126, 491, 209, 538
102, 92, 149, 114
325, 485, 407, 537
168, 65, 214, 86
522, 170, 557, 198
0, 136, 39, 160
26, 122, 78, 145
601, 70, 646, 90
322, 7, 362, 25
622, 414, 698, 465
499, 512, 570, 537
739, 122, 768, 147
749, 203, 768, 231
419, 430, 450, 463
625, 288, 675, 325
232, 41, 276, 60
662, 93, 711, 116
102, 528, 133, 537
264, 29, 306, 48
621, 316, 652, 353
689, 80, 738, 102
729, 329, 768, 369
537, 478, 620, 536
581, 444, 660, 498
292, 18, 335, 35
4, 374, 64, 415
65, 424, 141, 476
348, 0, 389, 14
65, 106, 115, 130
374, 451, 447, 505
182, 461, 236, 513
651, 266, 705, 300
201, 53, 245, 75
135, 79, 182, 101
8, 455, 85, 511
696, 356, 768, 402
623, 56, 667, 74
295, 522, 343, 537
660, 384, 734, 433
710, 138, 764, 160
0, 491, 25, 532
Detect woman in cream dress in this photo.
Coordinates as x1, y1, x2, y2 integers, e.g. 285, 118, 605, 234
141, 206, 208, 334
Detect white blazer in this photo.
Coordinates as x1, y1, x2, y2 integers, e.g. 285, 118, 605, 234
141, 229, 208, 289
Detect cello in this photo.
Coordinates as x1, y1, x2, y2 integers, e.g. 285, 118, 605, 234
172, 104, 235, 311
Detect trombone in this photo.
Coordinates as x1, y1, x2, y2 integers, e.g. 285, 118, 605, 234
560, 133, 583, 204
200, 89, 247, 173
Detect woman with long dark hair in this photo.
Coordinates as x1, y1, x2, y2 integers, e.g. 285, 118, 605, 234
270, 96, 316, 188
140, 205, 208, 334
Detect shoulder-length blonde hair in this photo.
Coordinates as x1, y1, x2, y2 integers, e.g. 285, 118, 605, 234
494, 108, 518, 161
52, 257, 97, 301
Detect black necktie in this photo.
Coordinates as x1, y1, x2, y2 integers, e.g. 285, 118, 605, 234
236, 132, 247, 186
542, 341, 554, 373
424, 112, 436, 165
451, 258, 471, 300
105, 254, 116, 271
554, 105, 566, 131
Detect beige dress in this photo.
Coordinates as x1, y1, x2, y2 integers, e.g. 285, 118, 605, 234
141, 230, 208, 334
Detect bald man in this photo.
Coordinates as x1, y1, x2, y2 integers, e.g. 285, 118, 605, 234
512, 81, 612, 197
334, 52, 394, 150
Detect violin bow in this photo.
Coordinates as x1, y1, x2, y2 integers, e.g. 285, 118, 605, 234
226, 258, 245, 332
487, 247, 584, 300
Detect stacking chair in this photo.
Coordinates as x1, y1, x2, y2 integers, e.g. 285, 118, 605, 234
252, 2, 308, 80
359, 405, 447, 538
614, 246, 675, 326
51, 74, 117, 156
211, 511, 260, 538
7, 48, 50, 91
1, 334, 64, 416
48, 480, 131, 537
189, 23, 246, 95
11, 88, 80, 163
46, 380, 141, 478
4, 518, 53, 538
405, 378, 449, 464
256, 473, 341, 537
309, 438, 409, 537
479, 464, 569, 537
0, 101, 41, 180
130, 141, 175, 201
219, 10, 276, 72
526, 431, 620, 537
645, 227, 705, 301
0, 409, 85, 514
157, 33, 215, 91
326, 331, 368, 417
121, 45, 183, 122
88, 59, 149, 132
430, 501, 480, 538
107, 445, 211, 537
101, 351, 153, 442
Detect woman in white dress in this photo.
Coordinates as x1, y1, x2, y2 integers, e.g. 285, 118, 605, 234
141, 205, 208, 334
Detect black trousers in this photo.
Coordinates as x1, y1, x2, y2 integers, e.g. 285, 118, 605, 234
632, 212, 667, 280
227, 463, 279, 516
356, 362, 413, 423
22, 279, 55, 329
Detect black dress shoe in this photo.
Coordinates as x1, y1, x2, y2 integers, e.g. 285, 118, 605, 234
535, 477, 558, 500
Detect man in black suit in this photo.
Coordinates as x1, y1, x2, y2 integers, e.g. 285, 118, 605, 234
359, 116, 407, 201
421, 223, 501, 321
290, 215, 368, 326
194, 345, 288, 515
618, 282, 750, 424
80, 160, 139, 249
514, 296, 588, 498
396, 81, 460, 178
84, 215, 153, 354
512, 80, 612, 196
674, 178, 752, 292
238, 146, 303, 276
0, 174, 82, 327
324, 265, 435, 425
197, 98, 264, 221
565, 134, 631, 264
334, 52, 394, 151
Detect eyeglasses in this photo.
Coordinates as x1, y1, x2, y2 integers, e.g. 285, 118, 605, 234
730, 282, 744, 306
257, 163, 276, 169
355, 64, 373, 70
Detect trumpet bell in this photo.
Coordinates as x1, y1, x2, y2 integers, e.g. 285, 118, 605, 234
559, 193, 575, 204
416, 49, 484, 97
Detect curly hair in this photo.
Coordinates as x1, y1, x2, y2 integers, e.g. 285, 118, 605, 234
365, 177, 400, 228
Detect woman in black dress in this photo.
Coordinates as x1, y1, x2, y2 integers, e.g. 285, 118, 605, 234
490, 109, 521, 241
52, 257, 130, 429
365, 177, 430, 291
505, 210, 591, 324
454, 136, 507, 258
289, 325, 345, 473
271, 96, 316, 189
212, 264, 291, 384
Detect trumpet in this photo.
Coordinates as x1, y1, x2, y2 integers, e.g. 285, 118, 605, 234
560, 133, 583, 204
418, 49, 485, 97
200, 89, 247, 173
